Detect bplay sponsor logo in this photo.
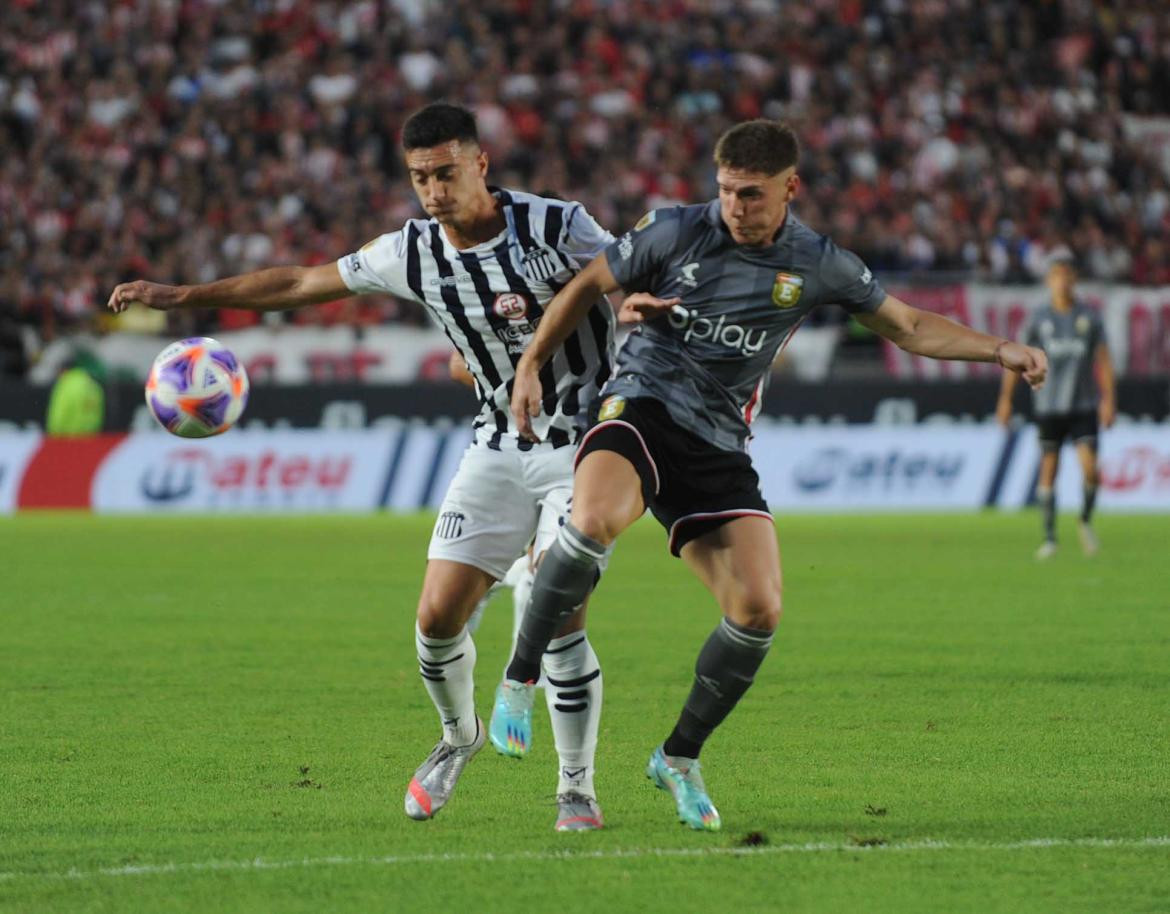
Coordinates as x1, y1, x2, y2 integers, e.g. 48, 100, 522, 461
668, 308, 767, 356
793, 447, 965, 493
140, 448, 353, 503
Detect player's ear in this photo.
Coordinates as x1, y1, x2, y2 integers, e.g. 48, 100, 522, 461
785, 173, 801, 202
474, 146, 489, 177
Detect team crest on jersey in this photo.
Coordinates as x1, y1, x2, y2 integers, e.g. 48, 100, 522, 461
494, 292, 528, 321
634, 211, 656, 231
522, 247, 559, 282
772, 272, 804, 308
1075, 315, 1089, 335
598, 395, 626, 420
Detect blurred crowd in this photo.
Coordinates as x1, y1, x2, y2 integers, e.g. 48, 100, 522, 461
2, 0, 1170, 367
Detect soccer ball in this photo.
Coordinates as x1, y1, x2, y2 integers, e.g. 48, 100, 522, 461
145, 337, 249, 438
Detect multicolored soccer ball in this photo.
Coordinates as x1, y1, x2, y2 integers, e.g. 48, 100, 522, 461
145, 337, 249, 438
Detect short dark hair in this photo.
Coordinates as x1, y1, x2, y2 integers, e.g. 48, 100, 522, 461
402, 103, 479, 151
714, 120, 800, 175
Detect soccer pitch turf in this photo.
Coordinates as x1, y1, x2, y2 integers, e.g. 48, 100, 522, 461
2, 512, 1168, 913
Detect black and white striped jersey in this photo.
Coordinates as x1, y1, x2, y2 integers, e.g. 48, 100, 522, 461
338, 188, 615, 449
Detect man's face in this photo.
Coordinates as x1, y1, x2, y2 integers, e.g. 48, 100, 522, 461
1046, 261, 1076, 298
404, 140, 488, 225
716, 165, 799, 245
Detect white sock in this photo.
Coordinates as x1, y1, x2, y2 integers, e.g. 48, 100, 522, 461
415, 623, 478, 746
543, 631, 602, 798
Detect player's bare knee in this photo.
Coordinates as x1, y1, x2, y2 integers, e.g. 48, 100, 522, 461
415, 591, 468, 639
568, 506, 620, 547
726, 583, 782, 632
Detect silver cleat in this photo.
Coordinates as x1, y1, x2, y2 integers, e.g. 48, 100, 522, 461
404, 717, 485, 820
1078, 521, 1099, 557
555, 790, 604, 831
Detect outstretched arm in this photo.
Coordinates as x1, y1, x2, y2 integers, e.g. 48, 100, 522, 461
857, 295, 1048, 388
511, 253, 623, 441
106, 263, 350, 314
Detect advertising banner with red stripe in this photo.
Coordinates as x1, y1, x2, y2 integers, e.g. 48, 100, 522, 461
4, 423, 1169, 514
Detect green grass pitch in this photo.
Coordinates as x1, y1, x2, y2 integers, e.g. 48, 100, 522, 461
2, 512, 1168, 913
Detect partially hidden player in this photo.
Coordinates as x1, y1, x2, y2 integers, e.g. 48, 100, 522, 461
108, 103, 615, 831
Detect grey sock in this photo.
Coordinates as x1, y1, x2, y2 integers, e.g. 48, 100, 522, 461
663, 617, 774, 759
1082, 485, 1097, 523
1038, 487, 1056, 542
506, 523, 605, 683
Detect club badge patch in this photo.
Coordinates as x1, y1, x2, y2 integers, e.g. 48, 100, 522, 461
522, 247, 559, 282
634, 211, 657, 231
772, 272, 804, 308
598, 395, 626, 420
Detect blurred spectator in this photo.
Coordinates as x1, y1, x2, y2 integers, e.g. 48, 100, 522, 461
45, 353, 104, 436
3, 0, 1170, 366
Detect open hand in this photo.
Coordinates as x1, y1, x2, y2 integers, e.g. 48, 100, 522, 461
106, 280, 185, 314
510, 361, 543, 442
617, 292, 683, 324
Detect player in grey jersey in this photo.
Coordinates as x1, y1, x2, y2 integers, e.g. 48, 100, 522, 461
491, 119, 1048, 831
996, 254, 1116, 559
107, 104, 613, 831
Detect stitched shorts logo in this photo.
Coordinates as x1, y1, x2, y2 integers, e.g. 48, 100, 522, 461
598, 396, 626, 420
771, 272, 804, 308
435, 511, 465, 539
493, 293, 528, 321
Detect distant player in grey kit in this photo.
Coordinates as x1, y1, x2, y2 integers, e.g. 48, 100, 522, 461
487, 119, 1048, 831
997, 253, 1116, 559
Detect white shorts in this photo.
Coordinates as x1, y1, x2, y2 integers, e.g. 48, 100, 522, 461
428, 441, 593, 580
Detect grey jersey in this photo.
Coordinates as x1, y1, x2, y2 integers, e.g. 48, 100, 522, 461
604, 201, 885, 451
1024, 302, 1105, 416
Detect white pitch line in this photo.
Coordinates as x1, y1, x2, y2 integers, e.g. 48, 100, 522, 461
1, 836, 1168, 883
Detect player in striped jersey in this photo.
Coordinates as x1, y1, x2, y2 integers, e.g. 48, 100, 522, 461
106, 103, 614, 831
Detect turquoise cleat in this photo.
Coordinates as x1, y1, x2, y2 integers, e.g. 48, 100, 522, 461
489, 679, 535, 758
646, 746, 722, 831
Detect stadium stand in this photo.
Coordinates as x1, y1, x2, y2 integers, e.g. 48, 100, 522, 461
2, 0, 1169, 363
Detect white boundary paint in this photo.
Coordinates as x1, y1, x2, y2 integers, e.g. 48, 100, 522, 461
2, 836, 1167, 883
